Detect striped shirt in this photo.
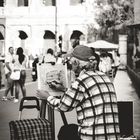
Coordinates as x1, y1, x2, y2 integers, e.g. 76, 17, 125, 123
47, 70, 120, 140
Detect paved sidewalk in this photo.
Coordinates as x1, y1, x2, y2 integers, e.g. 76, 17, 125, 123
113, 70, 140, 139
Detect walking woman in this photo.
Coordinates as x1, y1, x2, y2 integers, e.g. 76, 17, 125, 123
13, 47, 27, 103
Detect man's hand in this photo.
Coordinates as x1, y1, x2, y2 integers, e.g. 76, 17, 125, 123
48, 80, 66, 92
36, 90, 50, 99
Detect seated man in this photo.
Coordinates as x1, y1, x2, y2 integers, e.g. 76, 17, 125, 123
37, 45, 120, 140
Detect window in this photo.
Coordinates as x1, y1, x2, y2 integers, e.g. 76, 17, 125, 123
19, 31, 28, 39
43, 31, 55, 39
42, 0, 56, 6
0, 0, 4, 7
18, 0, 28, 6
70, 0, 84, 5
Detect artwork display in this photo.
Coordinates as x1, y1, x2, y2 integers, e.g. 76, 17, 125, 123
37, 63, 68, 96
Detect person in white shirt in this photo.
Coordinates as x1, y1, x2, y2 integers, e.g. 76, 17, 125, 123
13, 47, 27, 103
2, 47, 15, 101
99, 52, 112, 76
43, 48, 56, 65
99, 52, 108, 73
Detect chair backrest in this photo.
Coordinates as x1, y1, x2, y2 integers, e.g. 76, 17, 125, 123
19, 96, 40, 120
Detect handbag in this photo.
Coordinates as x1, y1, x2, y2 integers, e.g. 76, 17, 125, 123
58, 111, 80, 140
10, 70, 21, 80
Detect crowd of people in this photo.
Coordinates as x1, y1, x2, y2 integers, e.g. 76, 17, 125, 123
32, 48, 120, 81
0, 45, 121, 139
1, 46, 120, 103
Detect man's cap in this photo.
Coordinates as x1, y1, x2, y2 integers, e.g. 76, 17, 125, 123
70, 45, 94, 61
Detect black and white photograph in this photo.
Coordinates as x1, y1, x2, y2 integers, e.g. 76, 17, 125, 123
0, 0, 140, 140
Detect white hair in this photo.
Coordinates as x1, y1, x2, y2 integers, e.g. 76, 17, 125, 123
70, 57, 88, 68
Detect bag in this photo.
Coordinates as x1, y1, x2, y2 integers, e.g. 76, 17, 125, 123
10, 70, 20, 80
58, 123, 80, 140
58, 111, 80, 140
9, 118, 52, 140
9, 96, 52, 140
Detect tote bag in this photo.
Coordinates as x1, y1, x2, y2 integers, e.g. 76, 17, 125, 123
10, 70, 21, 80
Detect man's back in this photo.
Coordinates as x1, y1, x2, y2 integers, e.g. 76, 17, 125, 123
77, 70, 120, 140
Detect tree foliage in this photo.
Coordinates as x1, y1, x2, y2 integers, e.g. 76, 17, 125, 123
87, 0, 134, 43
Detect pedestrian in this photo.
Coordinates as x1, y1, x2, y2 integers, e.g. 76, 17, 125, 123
56, 52, 63, 64
13, 47, 27, 103
113, 51, 120, 77
99, 52, 108, 73
37, 45, 120, 140
134, 47, 140, 69
2, 47, 15, 101
43, 48, 56, 65
32, 54, 39, 81
64, 57, 76, 88
0, 55, 5, 88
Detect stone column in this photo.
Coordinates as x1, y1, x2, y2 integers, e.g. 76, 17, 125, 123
30, 26, 44, 56
119, 35, 127, 69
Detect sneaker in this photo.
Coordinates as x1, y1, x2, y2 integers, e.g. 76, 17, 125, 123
2, 96, 8, 101
14, 99, 19, 103
9, 96, 15, 101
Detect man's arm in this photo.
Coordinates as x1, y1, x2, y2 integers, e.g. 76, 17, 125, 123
47, 79, 85, 112
36, 79, 85, 112
5, 62, 12, 72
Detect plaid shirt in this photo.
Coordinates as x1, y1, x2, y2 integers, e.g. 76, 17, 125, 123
47, 70, 120, 140
9, 118, 52, 140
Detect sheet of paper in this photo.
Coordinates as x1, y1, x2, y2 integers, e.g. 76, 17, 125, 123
37, 63, 68, 96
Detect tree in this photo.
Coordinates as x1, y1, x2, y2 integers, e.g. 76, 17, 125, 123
89, 0, 134, 43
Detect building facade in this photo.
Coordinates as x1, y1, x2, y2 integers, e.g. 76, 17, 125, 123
0, 0, 98, 57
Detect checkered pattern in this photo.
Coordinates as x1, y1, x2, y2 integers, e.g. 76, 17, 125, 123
48, 70, 120, 140
9, 118, 52, 140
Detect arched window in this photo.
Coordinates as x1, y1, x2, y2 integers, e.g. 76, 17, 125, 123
42, 0, 56, 6
19, 31, 28, 39
70, 30, 83, 40
43, 30, 55, 52
70, 30, 84, 48
43, 31, 55, 39
0, 0, 4, 7
18, 0, 28, 6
